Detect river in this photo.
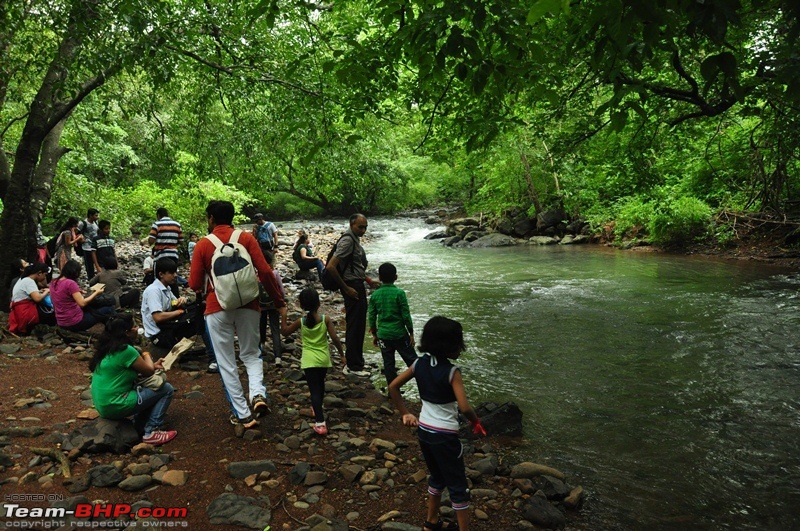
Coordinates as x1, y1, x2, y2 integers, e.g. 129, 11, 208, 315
283, 216, 800, 530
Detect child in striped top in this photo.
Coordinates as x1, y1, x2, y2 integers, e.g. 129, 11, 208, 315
388, 316, 486, 531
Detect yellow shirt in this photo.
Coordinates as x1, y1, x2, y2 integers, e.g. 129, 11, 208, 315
301, 314, 332, 369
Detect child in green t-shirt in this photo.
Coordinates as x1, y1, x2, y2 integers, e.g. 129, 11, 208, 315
368, 263, 417, 389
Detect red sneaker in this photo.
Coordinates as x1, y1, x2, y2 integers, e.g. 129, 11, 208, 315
142, 430, 177, 446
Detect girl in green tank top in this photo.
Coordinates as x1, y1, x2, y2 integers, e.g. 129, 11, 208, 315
281, 288, 345, 435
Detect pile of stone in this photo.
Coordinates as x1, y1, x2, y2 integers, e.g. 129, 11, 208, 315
425, 214, 592, 248
1, 339, 584, 530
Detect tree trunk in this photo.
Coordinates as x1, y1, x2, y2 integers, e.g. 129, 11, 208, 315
0, 0, 115, 308
0, 119, 47, 308
520, 151, 543, 216
31, 116, 71, 221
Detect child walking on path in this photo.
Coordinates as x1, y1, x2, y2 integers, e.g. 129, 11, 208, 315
281, 288, 345, 436
388, 316, 487, 531
260, 252, 285, 366
368, 262, 417, 389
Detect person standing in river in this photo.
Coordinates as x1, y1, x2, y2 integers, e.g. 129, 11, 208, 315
325, 213, 379, 377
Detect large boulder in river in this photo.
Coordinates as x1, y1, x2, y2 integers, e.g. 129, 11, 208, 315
565, 218, 588, 235
463, 230, 488, 243
494, 217, 514, 235
528, 236, 559, 245
462, 401, 523, 438
424, 230, 448, 240
446, 218, 482, 237
522, 496, 566, 529
513, 218, 535, 237
469, 233, 519, 248
559, 234, 590, 245
536, 209, 568, 231
442, 236, 462, 247
448, 217, 481, 228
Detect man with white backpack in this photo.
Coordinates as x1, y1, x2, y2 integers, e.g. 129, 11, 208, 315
189, 200, 287, 431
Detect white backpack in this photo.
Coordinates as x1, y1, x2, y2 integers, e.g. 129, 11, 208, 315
205, 230, 260, 310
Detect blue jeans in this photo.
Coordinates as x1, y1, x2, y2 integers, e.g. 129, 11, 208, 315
379, 337, 418, 387
259, 309, 281, 359
83, 252, 95, 280
133, 382, 174, 436
298, 258, 325, 277
63, 306, 116, 332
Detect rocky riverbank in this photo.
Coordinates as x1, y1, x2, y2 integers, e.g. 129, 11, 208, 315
0, 224, 586, 530
416, 207, 800, 270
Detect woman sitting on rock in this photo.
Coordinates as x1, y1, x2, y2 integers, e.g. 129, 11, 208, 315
8, 263, 55, 334
292, 233, 326, 278
89, 313, 176, 446
49, 259, 114, 332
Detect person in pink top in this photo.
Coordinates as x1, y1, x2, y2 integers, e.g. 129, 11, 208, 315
50, 260, 114, 331
189, 200, 287, 431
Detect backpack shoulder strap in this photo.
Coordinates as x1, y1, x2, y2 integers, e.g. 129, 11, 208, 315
205, 233, 224, 249
337, 233, 355, 255
338, 233, 357, 270
230, 229, 242, 245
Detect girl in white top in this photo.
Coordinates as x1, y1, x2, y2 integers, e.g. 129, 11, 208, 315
9, 263, 52, 334
388, 316, 487, 531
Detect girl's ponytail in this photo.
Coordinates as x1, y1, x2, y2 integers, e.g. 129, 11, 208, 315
298, 287, 321, 327
90, 313, 134, 372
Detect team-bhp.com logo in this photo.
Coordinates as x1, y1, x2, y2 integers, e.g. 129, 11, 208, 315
3, 501, 188, 528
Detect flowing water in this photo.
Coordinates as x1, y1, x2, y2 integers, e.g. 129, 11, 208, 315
284, 216, 800, 529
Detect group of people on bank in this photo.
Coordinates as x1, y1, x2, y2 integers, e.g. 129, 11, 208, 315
7, 204, 485, 531
9, 207, 176, 335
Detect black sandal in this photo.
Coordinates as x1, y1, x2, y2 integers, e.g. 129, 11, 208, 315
423, 519, 459, 531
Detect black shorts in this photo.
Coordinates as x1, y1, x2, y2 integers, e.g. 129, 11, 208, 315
418, 428, 470, 509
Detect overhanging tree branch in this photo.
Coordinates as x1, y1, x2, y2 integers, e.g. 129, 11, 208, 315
414, 74, 454, 152
47, 63, 123, 132
166, 44, 320, 96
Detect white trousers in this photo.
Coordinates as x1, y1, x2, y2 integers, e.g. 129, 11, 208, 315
205, 308, 264, 420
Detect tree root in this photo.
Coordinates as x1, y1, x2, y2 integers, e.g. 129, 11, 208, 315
30, 447, 71, 478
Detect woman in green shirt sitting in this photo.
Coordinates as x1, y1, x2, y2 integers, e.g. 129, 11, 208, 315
89, 313, 177, 446
292, 233, 326, 278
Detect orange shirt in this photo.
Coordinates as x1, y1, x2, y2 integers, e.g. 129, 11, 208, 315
188, 225, 286, 315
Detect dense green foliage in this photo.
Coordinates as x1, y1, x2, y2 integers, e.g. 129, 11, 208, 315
1, 0, 799, 289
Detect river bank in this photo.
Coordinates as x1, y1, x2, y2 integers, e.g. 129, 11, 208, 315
0, 225, 586, 530
412, 207, 800, 271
